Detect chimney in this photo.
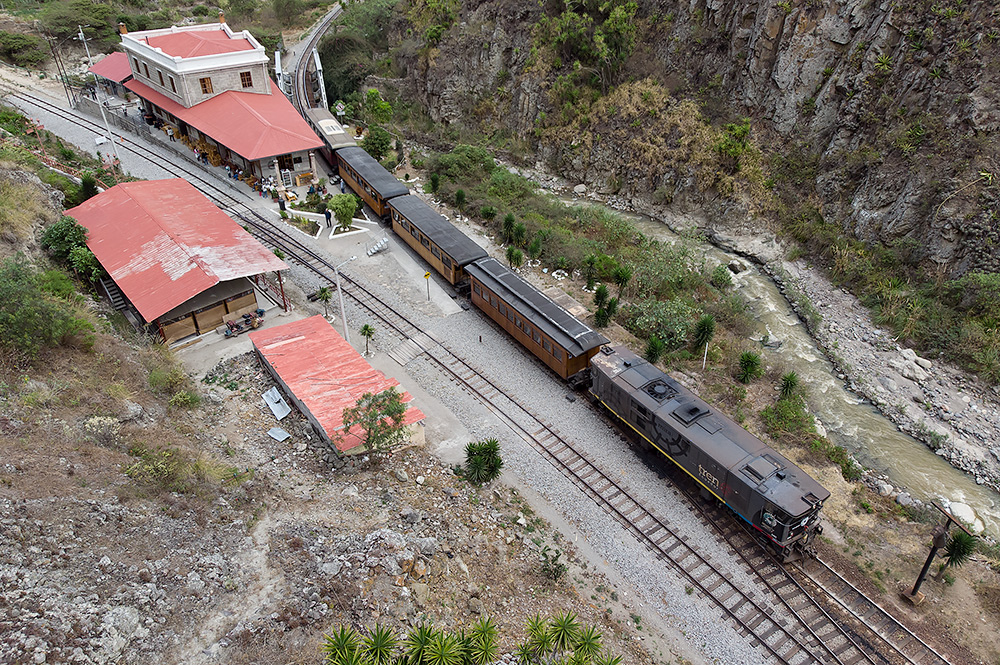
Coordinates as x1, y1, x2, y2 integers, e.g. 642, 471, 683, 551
119, 22, 127, 35
218, 10, 225, 24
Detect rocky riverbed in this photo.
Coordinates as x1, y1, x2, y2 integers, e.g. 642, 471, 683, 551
519, 165, 1000, 530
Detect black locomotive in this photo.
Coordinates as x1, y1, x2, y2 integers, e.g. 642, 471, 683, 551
590, 345, 829, 559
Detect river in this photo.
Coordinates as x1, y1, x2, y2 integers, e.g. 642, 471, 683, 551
565, 198, 1000, 536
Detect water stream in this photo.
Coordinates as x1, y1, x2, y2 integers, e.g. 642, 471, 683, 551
568, 199, 1000, 535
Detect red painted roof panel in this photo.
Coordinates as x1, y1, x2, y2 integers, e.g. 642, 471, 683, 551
88, 52, 132, 83
250, 316, 425, 452
125, 78, 323, 160
65, 179, 287, 322
142, 30, 255, 58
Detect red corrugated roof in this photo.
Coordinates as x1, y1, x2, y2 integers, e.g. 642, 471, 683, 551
125, 78, 323, 160
65, 179, 287, 322
142, 30, 255, 58
250, 316, 425, 452
88, 52, 132, 83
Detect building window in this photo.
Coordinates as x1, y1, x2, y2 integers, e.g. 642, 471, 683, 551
157, 70, 164, 86
132, 57, 139, 73
277, 154, 294, 170
240, 71, 253, 88
200, 77, 213, 94
142, 63, 149, 78
169, 76, 176, 93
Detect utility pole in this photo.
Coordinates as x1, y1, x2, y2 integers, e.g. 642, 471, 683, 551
43, 31, 72, 107
78, 25, 121, 166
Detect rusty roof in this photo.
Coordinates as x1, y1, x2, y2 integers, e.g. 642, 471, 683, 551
65, 179, 287, 323
249, 316, 425, 452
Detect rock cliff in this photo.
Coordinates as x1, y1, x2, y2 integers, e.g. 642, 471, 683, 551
390, 0, 999, 278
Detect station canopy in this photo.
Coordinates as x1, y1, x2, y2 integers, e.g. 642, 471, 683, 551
87, 52, 132, 83
65, 178, 287, 323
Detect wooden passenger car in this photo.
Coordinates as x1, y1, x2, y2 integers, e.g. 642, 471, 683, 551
304, 107, 357, 166
334, 146, 409, 219
465, 257, 609, 380
387, 195, 487, 285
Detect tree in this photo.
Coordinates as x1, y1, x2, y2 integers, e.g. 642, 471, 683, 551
67, 245, 104, 282
340, 387, 409, 459
273, 0, 302, 25
737, 351, 763, 384
329, 193, 357, 232
316, 286, 333, 318
644, 335, 665, 364
506, 246, 524, 270
527, 236, 542, 261
454, 189, 465, 209
41, 216, 87, 261
362, 125, 392, 161
364, 88, 393, 125
359, 323, 375, 355
582, 253, 598, 290
429, 173, 440, 194
612, 264, 632, 297
604, 297, 618, 319
512, 222, 527, 247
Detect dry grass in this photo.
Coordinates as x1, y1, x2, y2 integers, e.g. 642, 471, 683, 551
0, 175, 54, 244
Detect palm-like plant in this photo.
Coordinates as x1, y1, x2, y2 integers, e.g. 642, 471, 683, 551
644, 335, 666, 364
943, 531, 977, 571
527, 236, 542, 261
593, 284, 609, 310
467, 616, 498, 665
403, 623, 436, 665
572, 625, 603, 662
612, 264, 632, 297
507, 246, 524, 270
362, 624, 398, 665
548, 611, 580, 654
582, 254, 598, 289
737, 351, 763, 384
692, 314, 716, 349
424, 632, 464, 665
323, 625, 361, 664
317, 286, 333, 318
360, 323, 375, 356
604, 297, 619, 319
779, 372, 799, 399
502, 213, 516, 242
593, 652, 623, 665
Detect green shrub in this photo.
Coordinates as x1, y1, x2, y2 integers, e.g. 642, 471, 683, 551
41, 216, 88, 261
644, 335, 665, 364
0, 31, 48, 68
463, 438, 503, 485
623, 299, 699, 350
710, 264, 733, 290
169, 390, 201, 409
148, 366, 186, 394
779, 372, 799, 399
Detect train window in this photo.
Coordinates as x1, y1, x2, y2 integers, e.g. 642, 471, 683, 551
543, 339, 552, 352
553, 347, 563, 361
490, 294, 498, 308
473, 283, 481, 295
507, 310, 514, 321
532, 330, 541, 344
499, 303, 507, 316
442, 256, 452, 268
420, 235, 430, 248
431, 246, 441, 259
514, 316, 521, 328
410, 226, 418, 238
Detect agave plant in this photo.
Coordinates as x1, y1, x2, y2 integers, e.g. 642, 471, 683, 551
572, 625, 603, 662
424, 631, 464, 665
548, 611, 580, 654
403, 623, 437, 665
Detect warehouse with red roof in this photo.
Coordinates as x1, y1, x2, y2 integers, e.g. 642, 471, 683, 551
250, 316, 426, 453
117, 17, 323, 184
65, 178, 289, 343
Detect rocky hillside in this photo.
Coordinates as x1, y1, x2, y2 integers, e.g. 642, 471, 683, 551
390, 0, 999, 278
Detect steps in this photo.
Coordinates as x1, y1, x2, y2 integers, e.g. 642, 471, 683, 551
99, 278, 128, 310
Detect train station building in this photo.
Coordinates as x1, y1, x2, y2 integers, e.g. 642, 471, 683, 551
117, 18, 323, 188
250, 316, 426, 453
65, 178, 289, 344
86, 51, 133, 98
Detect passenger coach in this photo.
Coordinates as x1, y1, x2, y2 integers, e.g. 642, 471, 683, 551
335, 146, 408, 219
388, 195, 487, 285
465, 257, 608, 381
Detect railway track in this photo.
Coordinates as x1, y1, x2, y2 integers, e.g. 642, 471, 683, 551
2, 70, 960, 665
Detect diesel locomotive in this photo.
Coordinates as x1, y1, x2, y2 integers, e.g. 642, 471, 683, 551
590, 345, 829, 559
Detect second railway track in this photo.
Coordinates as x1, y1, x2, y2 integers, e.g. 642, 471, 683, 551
1, 80, 963, 665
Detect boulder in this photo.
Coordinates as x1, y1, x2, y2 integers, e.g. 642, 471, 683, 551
410, 582, 429, 607
877, 482, 893, 497
394, 469, 409, 483
400, 506, 421, 524
414, 537, 438, 556
573, 184, 587, 194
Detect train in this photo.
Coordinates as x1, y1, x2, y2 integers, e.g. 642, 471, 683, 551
590, 345, 829, 558
313, 132, 828, 559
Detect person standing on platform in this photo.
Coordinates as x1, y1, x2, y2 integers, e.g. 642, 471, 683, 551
324, 208, 332, 228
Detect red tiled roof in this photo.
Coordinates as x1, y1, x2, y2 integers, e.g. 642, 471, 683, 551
65, 179, 287, 323
125, 78, 323, 160
88, 52, 132, 83
141, 30, 255, 58
250, 316, 425, 452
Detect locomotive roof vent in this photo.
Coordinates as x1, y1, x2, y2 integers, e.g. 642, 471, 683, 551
600, 346, 615, 355
673, 403, 710, 425
643, 380, 677, 401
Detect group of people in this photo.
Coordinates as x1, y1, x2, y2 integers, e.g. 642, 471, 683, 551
192, 147, 210, 165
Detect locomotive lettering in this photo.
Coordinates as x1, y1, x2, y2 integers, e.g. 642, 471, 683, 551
698, 465, 721, 489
